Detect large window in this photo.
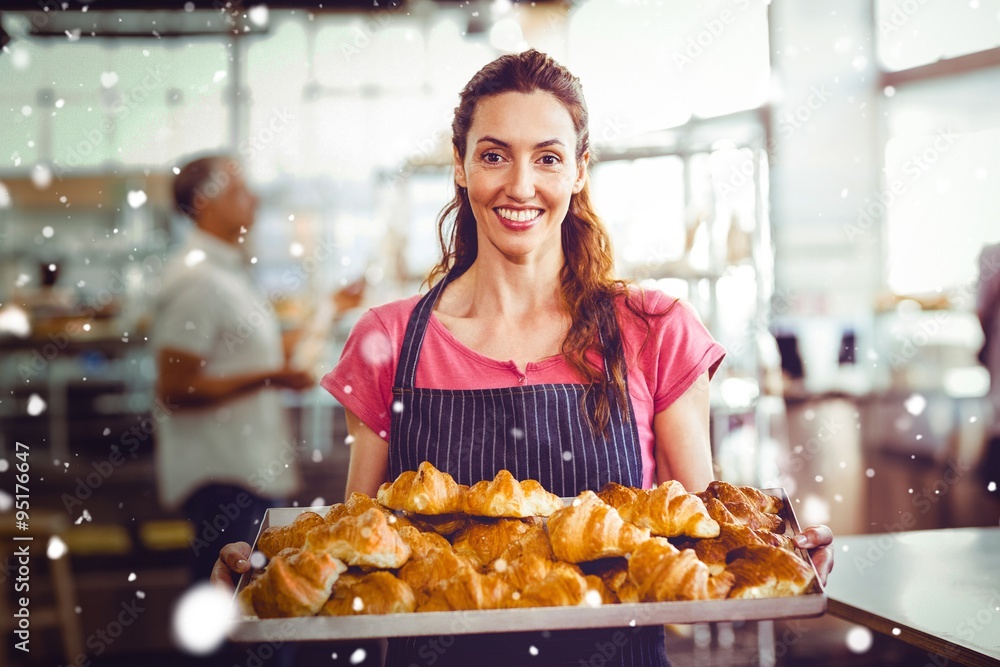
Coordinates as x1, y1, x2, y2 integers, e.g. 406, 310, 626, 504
883, 64, 1000, 295
876, 0, 1000, 71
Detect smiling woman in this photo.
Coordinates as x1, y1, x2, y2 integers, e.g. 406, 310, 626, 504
213, 48, 834, 667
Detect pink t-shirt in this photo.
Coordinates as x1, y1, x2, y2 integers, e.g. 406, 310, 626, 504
321, 289, 725, 488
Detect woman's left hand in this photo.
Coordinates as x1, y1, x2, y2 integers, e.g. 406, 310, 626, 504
794, 524, 834, 586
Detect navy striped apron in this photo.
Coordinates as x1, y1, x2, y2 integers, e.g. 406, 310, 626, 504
385, 272, 669, 667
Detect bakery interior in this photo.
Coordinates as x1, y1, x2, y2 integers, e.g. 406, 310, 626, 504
0, 0, 999, 665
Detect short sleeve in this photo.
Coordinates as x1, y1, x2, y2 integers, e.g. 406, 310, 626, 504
320, 308, 397, 440
630, 290, 726, 414
151, 280, 219, 358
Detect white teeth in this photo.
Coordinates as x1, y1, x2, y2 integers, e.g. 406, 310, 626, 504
497, 208, 541, 223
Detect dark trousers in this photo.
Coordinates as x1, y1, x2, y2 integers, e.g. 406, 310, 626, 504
981, 436, 1000, 483
182, 483, 278, 583
181, 484, 297, 666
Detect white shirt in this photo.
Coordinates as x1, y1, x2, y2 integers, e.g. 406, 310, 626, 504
151, 227, 301, 509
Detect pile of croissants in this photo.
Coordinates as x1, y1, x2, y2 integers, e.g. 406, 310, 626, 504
237, 462, 817, 619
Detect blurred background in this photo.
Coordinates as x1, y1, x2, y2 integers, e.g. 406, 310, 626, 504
0, 0, 998, 665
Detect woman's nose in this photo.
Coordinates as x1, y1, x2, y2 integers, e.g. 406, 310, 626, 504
506, 159, 535, 201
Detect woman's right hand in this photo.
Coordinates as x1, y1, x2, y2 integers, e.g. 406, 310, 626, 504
211, 541, 252, 591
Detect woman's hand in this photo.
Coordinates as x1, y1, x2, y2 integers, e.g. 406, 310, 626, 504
794, 524, 834, 586
210, 541, 252, 591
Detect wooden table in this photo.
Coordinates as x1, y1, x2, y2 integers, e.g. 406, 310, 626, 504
825, 527, 1000, 666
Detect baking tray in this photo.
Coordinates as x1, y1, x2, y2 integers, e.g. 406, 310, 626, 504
228, 488, 826, 642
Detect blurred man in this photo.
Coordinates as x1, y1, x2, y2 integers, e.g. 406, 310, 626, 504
151, 155, 314, 582
977, 241, 1000, 484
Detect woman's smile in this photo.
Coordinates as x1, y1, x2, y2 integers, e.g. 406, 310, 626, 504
495, 206, 544, 230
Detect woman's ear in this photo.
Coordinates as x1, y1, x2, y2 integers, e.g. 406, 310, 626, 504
572, 151, 590, 194
454, 147, 468, 189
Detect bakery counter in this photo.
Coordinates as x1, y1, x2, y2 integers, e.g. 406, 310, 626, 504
826, 527, 1000, 666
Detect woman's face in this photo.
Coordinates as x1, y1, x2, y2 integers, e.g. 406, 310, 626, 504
455, 90, 588, 265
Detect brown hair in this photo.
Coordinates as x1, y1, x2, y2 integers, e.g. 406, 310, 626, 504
429, 49, 671, 435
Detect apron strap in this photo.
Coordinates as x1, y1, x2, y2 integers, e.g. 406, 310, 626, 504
393, 271, 457, 389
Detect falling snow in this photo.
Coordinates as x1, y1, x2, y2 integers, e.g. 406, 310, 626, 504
27, 393, 48, 416
845, 626, 873, 653
904, 394, 926, 416
172, 583, 233, 655
47, 536, 68, 560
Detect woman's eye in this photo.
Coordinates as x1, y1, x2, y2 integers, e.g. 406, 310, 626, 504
540, 154, 561, 165
482, 152, 503, 164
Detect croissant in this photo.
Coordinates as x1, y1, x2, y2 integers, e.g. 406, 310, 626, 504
488, 520, 556, 589
699, 480, 783, 514
320, 570, 416, 616
243, 548, 347, 618
452, 517, 542, 568
690, 523, 785, 575
702, 496, 784, 533
396, 525, 452, 560
511, 562, 604, 608
417, 566, 511, 611
397, 542, 477, 594
325, 492, 384, 523
497, 519, 554, 562
618, 480, 720, 539
464, 470, 564, 517
377, 461, 467, 515
596, 482, 641, 509
547, 491, 650, 563
257, 511, 326, 559
492, 549, 555, 591
628, 538, 734, 602
304, 508, 411, 569
725, 545, 816, 599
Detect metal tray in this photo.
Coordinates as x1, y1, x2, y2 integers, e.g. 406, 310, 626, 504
229, 488, 826, 642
